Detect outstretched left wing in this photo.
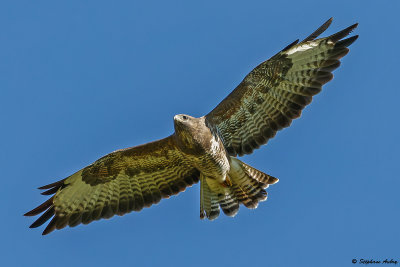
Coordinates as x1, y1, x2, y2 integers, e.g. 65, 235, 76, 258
25, 135, 200, 235
205, 18, 358, 156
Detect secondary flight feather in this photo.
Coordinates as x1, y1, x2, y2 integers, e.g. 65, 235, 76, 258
25, 18, 358, 235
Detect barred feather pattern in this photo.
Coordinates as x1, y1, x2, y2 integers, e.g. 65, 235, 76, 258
200, 175, 221, 220
25, 19, 358, 234
200, 157, 278, 220
25, 135, 200, 235
205, 18, 358, 156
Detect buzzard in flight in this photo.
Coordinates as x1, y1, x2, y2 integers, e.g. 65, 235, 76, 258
25, 18, 358, 235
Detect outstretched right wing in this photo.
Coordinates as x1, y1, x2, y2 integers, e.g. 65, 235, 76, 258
25, 135, 200, 235
205, 18, 358, 156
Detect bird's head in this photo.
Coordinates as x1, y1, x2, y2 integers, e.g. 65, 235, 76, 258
173, 114, 195, 130
173, 114, 206, 152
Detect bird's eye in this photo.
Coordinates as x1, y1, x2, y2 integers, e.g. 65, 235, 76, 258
182, 115, 188, 120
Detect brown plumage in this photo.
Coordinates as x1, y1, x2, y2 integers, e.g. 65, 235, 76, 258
205, 18, 358, 156
25, 18, 358, 235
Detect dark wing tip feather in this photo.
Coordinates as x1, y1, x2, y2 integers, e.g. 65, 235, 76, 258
281, 39, 299, 52
205, 19, 358, 158
41, 187, 59, 195
29, 207, 55, 228
329, 23, 358, 43
42, 217, 57, 235
335, 35, 359, 48
301, 17, 333, 43
38, 178, 66, 190
24, 196, 54, 216
315, 71, 334, 84
26, 179, 68, 235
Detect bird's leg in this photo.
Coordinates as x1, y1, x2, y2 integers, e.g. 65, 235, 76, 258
221, 176, 232, 187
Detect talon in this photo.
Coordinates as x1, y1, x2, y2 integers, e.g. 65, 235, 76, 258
221, 176, 233, 187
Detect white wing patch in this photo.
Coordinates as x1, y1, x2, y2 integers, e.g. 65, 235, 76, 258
285, 41, 320, 55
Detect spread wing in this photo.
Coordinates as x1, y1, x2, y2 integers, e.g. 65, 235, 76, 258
25, 135, 200, 235
205, 18, 358, 156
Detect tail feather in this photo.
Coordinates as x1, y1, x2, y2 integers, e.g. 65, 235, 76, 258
239, 161, 279, 188
199, 158, 278, 220
200, 174, 220, 220
229, 158, 269, 208
218, 193, 239, 216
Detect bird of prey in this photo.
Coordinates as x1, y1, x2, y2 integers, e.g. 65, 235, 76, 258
25, 18, 358, 235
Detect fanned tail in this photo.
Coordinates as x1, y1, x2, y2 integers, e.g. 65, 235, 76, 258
200, 158, 278, 220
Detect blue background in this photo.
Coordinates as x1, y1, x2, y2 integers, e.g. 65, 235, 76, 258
1, 1, 398, 266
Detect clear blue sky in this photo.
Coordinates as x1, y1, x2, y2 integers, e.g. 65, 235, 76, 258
1, 1, 399, 266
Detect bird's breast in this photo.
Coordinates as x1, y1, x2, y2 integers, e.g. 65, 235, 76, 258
185, 134, 230, 183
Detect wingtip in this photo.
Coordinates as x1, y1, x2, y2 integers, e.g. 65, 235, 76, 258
336, 35, 359, 48
42, 217, 57, 235
24, 211, 34, 217
38, 178, 66, 190
325, 17, 334, 26
38, 184, 53, 190
24, 196, 54, 216
330, 22, 359, 43
42, 228, 53, 235
301, 17, 334, 43
40, 187, 58, 195
347, 22, 359, 33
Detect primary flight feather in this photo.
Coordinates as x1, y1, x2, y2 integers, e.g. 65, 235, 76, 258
25, 18, 358, 235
